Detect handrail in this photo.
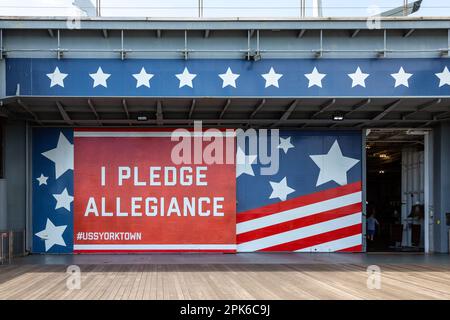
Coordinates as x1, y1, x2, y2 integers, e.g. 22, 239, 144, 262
0, 230, 26, 264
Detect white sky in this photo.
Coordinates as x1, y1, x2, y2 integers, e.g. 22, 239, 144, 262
0, 0, 448, 18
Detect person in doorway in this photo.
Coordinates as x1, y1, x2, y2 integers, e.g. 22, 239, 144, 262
367, 213, 380, 242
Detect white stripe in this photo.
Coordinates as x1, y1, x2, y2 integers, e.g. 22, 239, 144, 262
73, 244, 236, 250
74, 131, 236, 138
237, 212, 361, 252
237, 191, 362, 234
295, 234, 362, 253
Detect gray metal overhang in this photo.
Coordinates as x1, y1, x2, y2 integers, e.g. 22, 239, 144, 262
1, 96, 449, 128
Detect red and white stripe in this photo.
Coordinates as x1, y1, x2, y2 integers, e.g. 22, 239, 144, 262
236, 182, 362, 252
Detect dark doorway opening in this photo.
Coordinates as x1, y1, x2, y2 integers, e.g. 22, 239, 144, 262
366, 129, 425, 252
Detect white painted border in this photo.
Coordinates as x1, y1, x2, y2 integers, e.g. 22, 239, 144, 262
73, 244, 236, 250
74, 131, 236, 138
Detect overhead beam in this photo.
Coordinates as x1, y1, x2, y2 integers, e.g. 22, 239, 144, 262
271, 99, 298, 127
156, 100, 163, 126
121, 98, 130, 119
435, 109, 450, 120
87, 99, 102, 125
55, 101, 74, 125
16, 99, 42, 125
219, 99, 231, 119
35, 118, 438, 126
350, 29, 360, 38
345, 98, 371, 116
121, 98, 132, 126
249, 99, 266, 119
403, 28, 415, 37
311, 98, 336, 118
297, 29, 306, 38
403, 98, 441, 119
188, 99, 196, 119
280, 100, 298, 121
372, 99, 402, 121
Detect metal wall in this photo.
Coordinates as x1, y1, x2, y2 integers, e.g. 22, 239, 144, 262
0, 27, 449, 60
3, 121, 27, 235
1, 18, 450, 252
433, 120, 450, 253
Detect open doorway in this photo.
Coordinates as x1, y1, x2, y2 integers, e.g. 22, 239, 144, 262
366, 129, 428, 253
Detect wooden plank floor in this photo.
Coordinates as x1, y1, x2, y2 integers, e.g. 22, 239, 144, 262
1, 263, 450, 299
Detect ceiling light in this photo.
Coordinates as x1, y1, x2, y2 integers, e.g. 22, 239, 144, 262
406, 129, 428, 135
137, 115, 148, 121
332, 114, 344, 121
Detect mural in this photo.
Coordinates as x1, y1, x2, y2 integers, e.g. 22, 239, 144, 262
32, 128, 362, 253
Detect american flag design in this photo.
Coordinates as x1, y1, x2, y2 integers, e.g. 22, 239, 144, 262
32, 128, 362, 253
6, 58, 450, 97
236, 131, 362, 252
33, 128, 74, 253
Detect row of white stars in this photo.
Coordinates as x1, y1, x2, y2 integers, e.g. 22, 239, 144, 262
46, 66, 450, 90
237, 137, 359, 201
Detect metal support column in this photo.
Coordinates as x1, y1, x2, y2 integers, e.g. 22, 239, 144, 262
198, 0, 204, 18
300, 0, 306, 18
362, 129, 367, 251
121, 30, 125, 60
25, 122, 31, 253
0, 29, 3, 60
424, 131, 434, 253
96, 0, 101, 17
184, 30, 188, 60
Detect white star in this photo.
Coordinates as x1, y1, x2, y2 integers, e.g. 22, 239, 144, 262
41, 132, 73, 179
176, 67, 197, 88
305, 67, 326, 88
53, 188, 74, 212
277, 137, 294, 154
236, 147, 257, 178
435, 67, 450, 87
89, 67, 111, 88
348, 67, 369, 88
391, 67, 413, 88
46, 67, 68, 88
35, 218, 67, 252
261, 67, 283, 88
36, 173, 48, 186
310, 140, 359, 187
219, 67, 240, 88
269, 177, 295, 201
133, 67, 154, 88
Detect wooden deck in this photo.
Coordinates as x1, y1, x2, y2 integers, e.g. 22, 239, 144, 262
1, 263, 450, 299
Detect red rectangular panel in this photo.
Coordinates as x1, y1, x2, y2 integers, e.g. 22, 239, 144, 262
73, 129, 236, 252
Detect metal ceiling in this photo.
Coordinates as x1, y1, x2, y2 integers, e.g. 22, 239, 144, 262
1, 96, 449, 128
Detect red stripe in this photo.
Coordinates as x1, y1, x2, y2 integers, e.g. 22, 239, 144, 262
237, 181, 361, 223
338, 245, 363, 252
258, 223, 362, 252
237, 202, 361, 244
